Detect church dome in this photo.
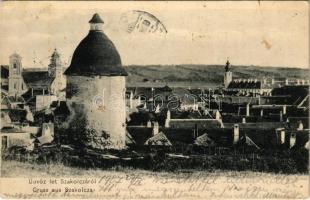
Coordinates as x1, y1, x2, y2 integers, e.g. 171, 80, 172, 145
65, 13, 127, 76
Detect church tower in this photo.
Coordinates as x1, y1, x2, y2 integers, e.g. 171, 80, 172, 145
49, 49, 66, 99
8, 53, 26, 96
224, 59, 232, 88
48, 49, 61, 77
65, 13, 128, 150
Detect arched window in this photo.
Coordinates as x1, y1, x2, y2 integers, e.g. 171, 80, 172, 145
14, 83, 16, 89
13, 63, 17, 69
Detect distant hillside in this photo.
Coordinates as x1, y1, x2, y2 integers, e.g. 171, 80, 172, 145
125, 65, 308, 87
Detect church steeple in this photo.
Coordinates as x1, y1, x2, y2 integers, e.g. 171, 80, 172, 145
223, 59, 233, 88
89, 13, 104, 31
225, 59, 230, 72
48, 49, 61, 77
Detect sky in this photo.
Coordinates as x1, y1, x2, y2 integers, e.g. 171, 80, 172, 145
0, 1, 308, 68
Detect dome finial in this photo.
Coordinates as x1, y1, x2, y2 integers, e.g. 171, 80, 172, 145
89, 13, 104, 31
89, 13, 104, 24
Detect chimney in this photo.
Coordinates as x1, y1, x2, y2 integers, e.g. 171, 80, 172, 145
280, 129, 285, 144
215, 110, 221, 120
242, 117, 246, 124
246, 103, 250, 117
290, 132, 296, 148
282, 105, 287, 115
165, 110, 171, 128
276, 128, 285, 145
297, 121, 303, 131
155, 104, 160, 113
129, 91, 133, 109
147, 120, 152, 128
42, 123, 55, 137
193, 124, 199, 138
137, 95, 141, 105
233, 124, 239, 145
152, 122, 159, 135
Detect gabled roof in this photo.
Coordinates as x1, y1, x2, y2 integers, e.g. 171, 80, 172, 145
1, 127, 26, 133
8, 109, 27, 122
125, 131, 136, 145
239, 134, 261, 149
37, 134, 53, 145
194, 133, 216, 147
162, 128, 195, 145
126, 127, 153, 145
7, 96, 25, 103
158, 85, 172, 92
1, 96, 11, 109
53, 101, 70, 116
1, 85, 8, 92
144, 132, 172, 146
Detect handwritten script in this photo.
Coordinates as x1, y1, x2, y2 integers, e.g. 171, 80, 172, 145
1, 172, 308, 199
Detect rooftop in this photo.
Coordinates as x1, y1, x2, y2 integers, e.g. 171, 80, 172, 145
65, 14, 127, 76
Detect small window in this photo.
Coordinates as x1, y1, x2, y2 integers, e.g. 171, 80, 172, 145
13, 63, 17, 69
14, 83, 16, 89
21, 83, 24, 90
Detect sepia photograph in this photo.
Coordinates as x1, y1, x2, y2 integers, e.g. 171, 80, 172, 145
0, 1, 309, 199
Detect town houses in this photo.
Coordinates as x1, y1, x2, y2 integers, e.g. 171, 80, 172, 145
1, 13, 309, 155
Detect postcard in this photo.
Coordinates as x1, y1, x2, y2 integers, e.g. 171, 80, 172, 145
0, 1, 309, 199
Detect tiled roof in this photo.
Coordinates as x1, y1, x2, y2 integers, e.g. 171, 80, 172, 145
1, 65, 9, 79
239, 134, 261, 149
168, 119, 222, 129
126, 127, 153, 145
22, 71, 54, 87
125, 131, 136, 145
194, 133, 215, 147
144, 132, 172, 146
228, 81, 261, 89
8, 109, 27, 122
1, 85, 8, 92
158, 85, 172, 92
64, 30, 127, 76
7, 96, 25, 103
54, 101, 70, 116
1, 127, 26, 133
